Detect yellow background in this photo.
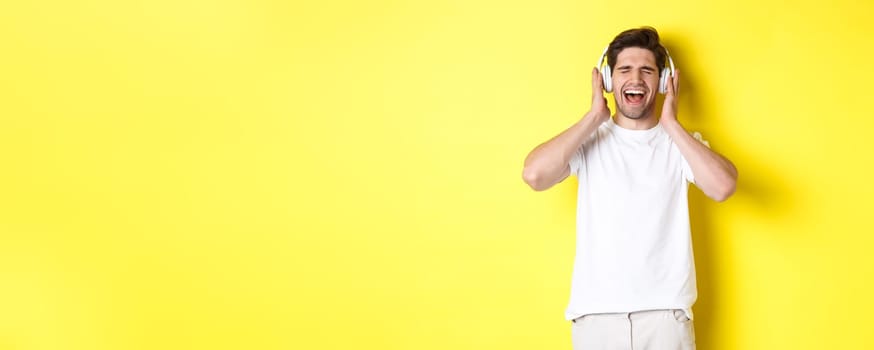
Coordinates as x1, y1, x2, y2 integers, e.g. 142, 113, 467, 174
1, 0, 872, 349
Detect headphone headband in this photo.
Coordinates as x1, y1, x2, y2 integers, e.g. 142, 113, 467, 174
596, 46, 609, 71
664, 48, 675, 76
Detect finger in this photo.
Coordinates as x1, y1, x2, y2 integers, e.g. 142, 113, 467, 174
673, 69, 680, 95
592, 67, 603, 95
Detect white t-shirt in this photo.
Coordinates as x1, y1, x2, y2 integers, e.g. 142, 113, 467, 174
565, 117, 708, 321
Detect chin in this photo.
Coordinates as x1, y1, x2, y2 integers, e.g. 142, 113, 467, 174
617, 107, 651, 120
617, 101, 656, 120
622, 111, 647, 119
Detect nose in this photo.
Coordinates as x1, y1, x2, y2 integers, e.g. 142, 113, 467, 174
629, 70, 644, 82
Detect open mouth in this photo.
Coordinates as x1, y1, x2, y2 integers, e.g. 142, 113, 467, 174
623, 89, 645, 105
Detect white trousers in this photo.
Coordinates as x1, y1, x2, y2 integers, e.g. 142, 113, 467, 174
571, 309, 696, 350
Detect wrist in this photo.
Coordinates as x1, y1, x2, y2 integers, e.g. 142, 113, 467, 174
585, 110, 610, 124
660, 116, 680, 125
660, 117, 686, 135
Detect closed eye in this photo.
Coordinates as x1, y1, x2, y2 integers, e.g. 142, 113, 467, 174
616, 66, 657, 74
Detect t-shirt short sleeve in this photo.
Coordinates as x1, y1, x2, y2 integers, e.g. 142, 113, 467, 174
681, 131, 711, 184
568, 144, 585, 177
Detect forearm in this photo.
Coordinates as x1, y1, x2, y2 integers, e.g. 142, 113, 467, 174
662, 119, 738, 201
522, 112, 606, 191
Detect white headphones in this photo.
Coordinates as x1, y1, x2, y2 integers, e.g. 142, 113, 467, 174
596, 46, 675, 94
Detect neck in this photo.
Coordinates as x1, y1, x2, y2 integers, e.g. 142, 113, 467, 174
613, 113, 658, 130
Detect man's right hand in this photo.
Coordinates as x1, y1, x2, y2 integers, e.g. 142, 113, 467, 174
589, 67, 611, 123
521, 67, 614, 191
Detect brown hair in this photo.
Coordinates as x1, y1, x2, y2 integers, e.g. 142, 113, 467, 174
607, 26, 667, 71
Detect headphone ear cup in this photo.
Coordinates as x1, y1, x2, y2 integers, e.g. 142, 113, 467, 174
601, 65, 612, 92
659, 67, 671, 94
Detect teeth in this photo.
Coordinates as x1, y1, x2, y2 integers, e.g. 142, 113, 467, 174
624, 90, 644, 95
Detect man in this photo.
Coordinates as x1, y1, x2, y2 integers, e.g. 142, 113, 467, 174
521, 27, 737, 350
